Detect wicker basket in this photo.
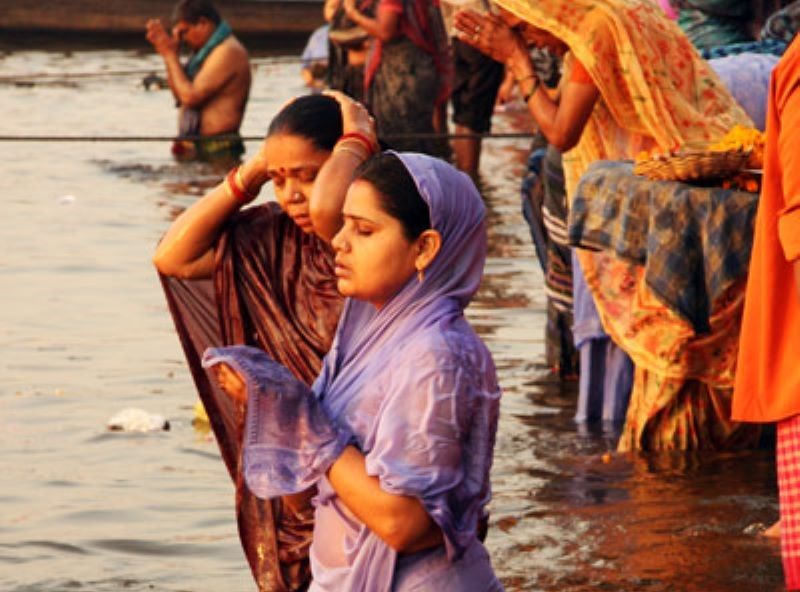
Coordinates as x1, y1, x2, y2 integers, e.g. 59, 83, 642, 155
634, 148, 751, 182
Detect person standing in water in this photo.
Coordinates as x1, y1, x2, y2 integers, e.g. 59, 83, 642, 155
146, 0, 251, 163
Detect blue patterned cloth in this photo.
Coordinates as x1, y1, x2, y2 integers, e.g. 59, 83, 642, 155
568, 161, 759, 334
700, 38, 788, 60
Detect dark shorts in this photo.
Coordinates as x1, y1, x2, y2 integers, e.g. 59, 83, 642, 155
172, 133, 245, 165
451, 38, 504, 133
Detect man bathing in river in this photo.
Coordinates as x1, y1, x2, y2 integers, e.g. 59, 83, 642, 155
146, 0, 251, 163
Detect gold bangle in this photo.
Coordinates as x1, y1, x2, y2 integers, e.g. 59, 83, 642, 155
516, 73, 536, 85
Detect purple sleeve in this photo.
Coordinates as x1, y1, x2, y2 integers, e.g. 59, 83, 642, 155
364, 336, 500, 560
202, 345, 351, 499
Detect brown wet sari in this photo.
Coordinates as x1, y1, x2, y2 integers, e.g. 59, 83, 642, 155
160, 202, 343, 591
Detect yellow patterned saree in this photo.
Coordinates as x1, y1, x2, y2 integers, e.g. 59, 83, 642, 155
493, 0, 757, 450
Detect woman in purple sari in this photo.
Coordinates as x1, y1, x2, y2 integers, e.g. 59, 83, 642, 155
205, 152, 504, 590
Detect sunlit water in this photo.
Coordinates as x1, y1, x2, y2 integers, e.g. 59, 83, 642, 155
0, 46, 784, 591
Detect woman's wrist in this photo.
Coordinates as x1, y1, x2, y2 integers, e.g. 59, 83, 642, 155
225, 165, 261, 204
238, 160, 270, 196
334, 138, 370, 164
339, 131, 377, 157
507, 46, 535, 81
519, 75, 541, 103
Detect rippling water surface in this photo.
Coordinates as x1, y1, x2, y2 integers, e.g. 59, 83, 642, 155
0, 45, 784, 591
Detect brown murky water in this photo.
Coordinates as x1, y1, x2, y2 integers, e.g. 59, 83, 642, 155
0, 46, 784, 591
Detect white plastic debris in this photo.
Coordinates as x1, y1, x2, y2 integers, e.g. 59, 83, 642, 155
107, 408, 170, 432
57, 194, 76, 205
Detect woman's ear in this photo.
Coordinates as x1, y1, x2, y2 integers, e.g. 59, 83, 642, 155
414, 229, 442, 273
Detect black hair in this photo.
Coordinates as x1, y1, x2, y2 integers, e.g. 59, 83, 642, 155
267, 95, 343, 152
354, 153, 431, 240
173, 0, 221, 25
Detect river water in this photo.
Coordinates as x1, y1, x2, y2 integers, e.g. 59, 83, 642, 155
0, 46, 785, 591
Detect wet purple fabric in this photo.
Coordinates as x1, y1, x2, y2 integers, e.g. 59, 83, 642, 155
309, 152, 502, 590
203, 152, 503, 591
202, 346, 352, 497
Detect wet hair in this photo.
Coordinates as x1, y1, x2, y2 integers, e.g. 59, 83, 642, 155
173, 0, 221, 25
267, 95, 343, 152
355, 153, 431, 240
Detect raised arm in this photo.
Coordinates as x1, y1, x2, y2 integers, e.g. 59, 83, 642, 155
152, 152, 270, 279
454, 9, 599, 152
145, 19, 239, 108
309, 90, 379, 242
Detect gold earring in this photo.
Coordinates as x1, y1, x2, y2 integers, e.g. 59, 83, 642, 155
417, 267, 425, 283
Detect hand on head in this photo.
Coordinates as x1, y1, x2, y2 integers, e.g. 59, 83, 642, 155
145, 19, 179, 56
323, 90, 378, 153
454, 9, 522, 64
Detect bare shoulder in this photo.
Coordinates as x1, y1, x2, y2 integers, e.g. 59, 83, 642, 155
210, 36, 251, 72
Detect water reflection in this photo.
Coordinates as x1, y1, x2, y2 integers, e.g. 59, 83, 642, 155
0, 49, 785, 591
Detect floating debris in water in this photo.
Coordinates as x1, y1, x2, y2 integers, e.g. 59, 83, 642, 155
743, 522, 767, 536
192, 400, 209, 426
107, 408, 170, 432
57, 194, 76, 205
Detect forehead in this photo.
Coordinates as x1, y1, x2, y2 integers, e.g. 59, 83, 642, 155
343, 180, 390, 219
264, 134, 329, 171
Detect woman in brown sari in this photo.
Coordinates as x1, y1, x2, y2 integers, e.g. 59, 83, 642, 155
154, 92, 377, 591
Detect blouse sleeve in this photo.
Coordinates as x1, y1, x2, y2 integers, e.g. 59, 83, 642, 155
569, 58, 594, 84
202, 345, 352, 499
364, 335, 500, 559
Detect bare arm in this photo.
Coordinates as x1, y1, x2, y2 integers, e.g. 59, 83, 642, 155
454, 9, 600, 152
146, 19, 239, 108
309, 90, 379, 242
507, 50, 599, 152
211, 363, 442, 552
327, 446, 443, 553
344, 0, 400, 42
153, 152, 270, 279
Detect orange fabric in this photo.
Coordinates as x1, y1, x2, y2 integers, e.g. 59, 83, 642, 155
493, 0, 751, 197
492, 0, 756, 450
569, 59, 593, 84
733, 36, 800, 423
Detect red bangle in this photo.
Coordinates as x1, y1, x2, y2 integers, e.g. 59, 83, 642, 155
339, 132, 376, 156
226, 166, 258, 203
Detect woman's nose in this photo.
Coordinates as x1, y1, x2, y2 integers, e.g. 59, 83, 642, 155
284, 179, 304, 203
331, 227, 348, 252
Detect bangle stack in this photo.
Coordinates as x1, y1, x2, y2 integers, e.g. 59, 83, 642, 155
225, 165, 259, 203
334, 131, 377, 164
